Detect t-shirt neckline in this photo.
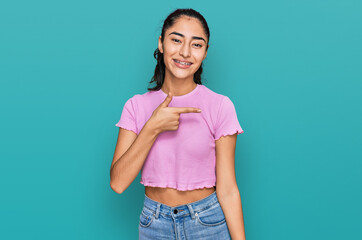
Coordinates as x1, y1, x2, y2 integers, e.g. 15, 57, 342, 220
158, 84, 201, 99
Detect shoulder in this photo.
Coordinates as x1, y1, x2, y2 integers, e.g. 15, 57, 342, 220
199, 84, 225, 98
125, 89, 158, 103
198, 84, 231, 107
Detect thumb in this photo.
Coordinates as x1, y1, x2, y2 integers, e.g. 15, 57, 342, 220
159, 91, 173, 108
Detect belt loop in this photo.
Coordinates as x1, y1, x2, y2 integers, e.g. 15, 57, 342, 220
155, 203, 161, 219
187, 204, 195, 220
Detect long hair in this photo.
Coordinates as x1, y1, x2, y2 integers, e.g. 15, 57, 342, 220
147, 8, 210, 91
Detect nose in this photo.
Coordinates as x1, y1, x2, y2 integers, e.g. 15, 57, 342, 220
179, 43, 191, 58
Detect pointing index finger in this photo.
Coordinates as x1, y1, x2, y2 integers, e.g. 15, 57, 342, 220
171, 107, 202, 113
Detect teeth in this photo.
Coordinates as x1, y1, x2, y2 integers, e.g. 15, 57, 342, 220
175, 60, 191, 65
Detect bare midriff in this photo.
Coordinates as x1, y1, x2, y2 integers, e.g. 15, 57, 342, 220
145, 186, 216, 207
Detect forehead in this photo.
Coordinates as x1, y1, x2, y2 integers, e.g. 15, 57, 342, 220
166, 16, 207, 39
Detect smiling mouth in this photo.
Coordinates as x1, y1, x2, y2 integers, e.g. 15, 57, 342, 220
173, 59, 193, 66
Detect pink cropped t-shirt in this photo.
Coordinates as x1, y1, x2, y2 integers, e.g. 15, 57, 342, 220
115, 84, 244, 191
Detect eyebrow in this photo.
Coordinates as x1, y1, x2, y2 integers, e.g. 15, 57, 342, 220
168, 31, 206, 43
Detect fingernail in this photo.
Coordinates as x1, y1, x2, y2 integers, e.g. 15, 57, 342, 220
197, 109, 202, 112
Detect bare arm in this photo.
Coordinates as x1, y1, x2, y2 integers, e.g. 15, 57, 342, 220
110, 122, 160, 194
215, 134, 246, 240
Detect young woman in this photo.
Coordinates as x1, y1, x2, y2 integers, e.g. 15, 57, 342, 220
110, 8, 246, 240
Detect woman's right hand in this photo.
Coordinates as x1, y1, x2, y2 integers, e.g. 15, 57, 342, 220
147, 91, 202, 134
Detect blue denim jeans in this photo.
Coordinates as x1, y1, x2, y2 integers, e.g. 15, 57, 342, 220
138, 191, 231, 239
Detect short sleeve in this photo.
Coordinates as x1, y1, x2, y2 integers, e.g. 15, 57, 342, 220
115, 98, 138, 134
214, 96, 244, 140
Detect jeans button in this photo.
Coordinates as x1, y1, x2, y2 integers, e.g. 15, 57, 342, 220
173, 209, 178, 214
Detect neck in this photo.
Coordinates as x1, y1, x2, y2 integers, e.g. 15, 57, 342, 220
162, 72, 196, 96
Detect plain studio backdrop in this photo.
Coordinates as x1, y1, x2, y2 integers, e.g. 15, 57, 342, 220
0, 0, 361, 239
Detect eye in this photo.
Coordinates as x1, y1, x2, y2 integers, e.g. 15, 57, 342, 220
172, 39, 181, 43
193, 44, 203, 48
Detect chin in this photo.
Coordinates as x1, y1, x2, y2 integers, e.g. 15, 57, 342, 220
167, 69, 193, 79
173, 73, 194, 79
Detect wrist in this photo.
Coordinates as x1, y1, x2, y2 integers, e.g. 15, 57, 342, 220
144, 120, 161, 137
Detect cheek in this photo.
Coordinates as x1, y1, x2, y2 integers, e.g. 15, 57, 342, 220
193, 54, 205, 65
164, 44, 178, 54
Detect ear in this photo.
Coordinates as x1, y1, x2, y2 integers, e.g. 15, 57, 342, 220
158, 36, 163, 53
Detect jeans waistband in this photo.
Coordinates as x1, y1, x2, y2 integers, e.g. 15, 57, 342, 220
143, 191, 219, 220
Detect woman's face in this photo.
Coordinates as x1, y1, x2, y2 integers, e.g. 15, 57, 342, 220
158, 16, 208, 81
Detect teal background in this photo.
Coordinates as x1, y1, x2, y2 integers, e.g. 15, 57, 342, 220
1, 0, 361, 239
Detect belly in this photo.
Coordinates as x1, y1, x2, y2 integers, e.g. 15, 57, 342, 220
145, 186, 216, 207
